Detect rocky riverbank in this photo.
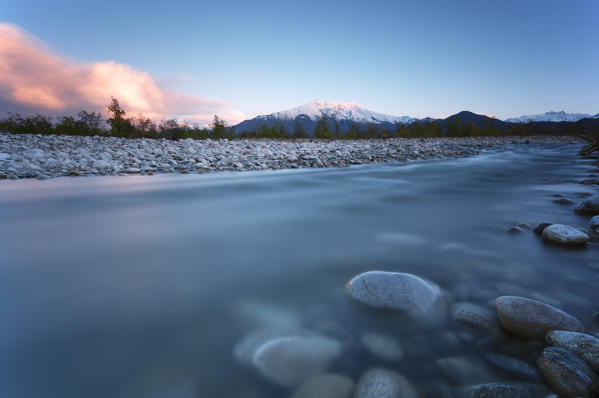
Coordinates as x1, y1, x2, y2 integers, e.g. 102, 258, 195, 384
0, 133, 583, 180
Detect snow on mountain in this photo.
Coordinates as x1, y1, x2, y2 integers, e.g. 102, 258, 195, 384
504, 111, 599, 123
257, 100, 417, 124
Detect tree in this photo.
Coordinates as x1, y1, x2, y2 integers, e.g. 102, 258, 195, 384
107, 97, 136, 137
314, 115, 333, 139
211, 115, 226, 139
293, 120, 308, 138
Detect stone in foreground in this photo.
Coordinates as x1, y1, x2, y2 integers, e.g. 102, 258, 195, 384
451, 302, 502, 335
546, 330, 599, 372
251, 335, 341, 387
533, 223, 552, 235
590, 215, 599, 232
542, 224, 588, 246
495, 296, 584, 338
575, 195, 599, 215
354, 368, 417, 398
537, 347, 599, 398
290, 374, 354, 398
345, 271, 443, 319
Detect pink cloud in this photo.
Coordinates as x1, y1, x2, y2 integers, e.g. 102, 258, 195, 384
0, 23, 245, 125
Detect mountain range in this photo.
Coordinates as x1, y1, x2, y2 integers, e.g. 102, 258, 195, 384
233, 100, 599, 136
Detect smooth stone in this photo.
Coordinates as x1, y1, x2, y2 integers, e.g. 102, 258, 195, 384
462, 383, 549, 398
126, 167, 141, 174
495, 296, 584, 338
542, 224, 589, 246
451, 302, 502, 335
590, 215, 599, 232
233, 328, 311, 364
546, 330, 599, 372
252, 335, 342, 387
360, 333, 404, 361
92, 159, 112, 170
533, 223, 552, 235
508, 226, 523, 234
537, 347, 599, 398
436, 356, 493, 384
552, 198, 574, 205
354, 368, 417, 398
289, 374, 354, 398
575, 195, 599, 215
345, 271, 443, 319
517, 222, 531, 229
484, 353, 539, 380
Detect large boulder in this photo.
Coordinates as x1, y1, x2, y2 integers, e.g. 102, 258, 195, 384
537, 347, 599, 398
251, 335, 341, 387
542, 224, 588, 246
495, 296, 584, 338
345, 271, 443, 319
546, 330, 599, 372
575, 195, 599, 215
354, 368, 417, 398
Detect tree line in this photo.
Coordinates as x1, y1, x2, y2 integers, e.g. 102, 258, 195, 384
0, 97, 593, 140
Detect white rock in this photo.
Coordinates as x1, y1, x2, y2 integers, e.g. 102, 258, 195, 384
542, 224, 588, 246
252, 335, 341, 387
345, 271, 444, 319
354, 368, 417, 398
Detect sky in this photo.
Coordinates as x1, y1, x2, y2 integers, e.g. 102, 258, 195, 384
1, 0, 598, 124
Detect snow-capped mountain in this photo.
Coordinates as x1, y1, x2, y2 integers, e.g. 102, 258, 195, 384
233, 100, 417, 135
264, 100, 417, 124
505, 111, 599, 123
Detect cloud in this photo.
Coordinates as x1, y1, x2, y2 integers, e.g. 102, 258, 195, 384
0, 23, 245, 125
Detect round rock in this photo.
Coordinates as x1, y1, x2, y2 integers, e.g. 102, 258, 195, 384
546, 330, 599, 372
533, 223, 552, 235
484, 353, 539, 380
345, 271, 443, 319
251, 335, 341, 387
451, 302, 502, 335
495, 296, 584, 339
360, 333, 404, 361
354, 368, 417, 398
575, 195, 599, 215
290, 374, 354, 398
537, 346, 599, 398
542, 224, 588, 246
589, 215, 599, 232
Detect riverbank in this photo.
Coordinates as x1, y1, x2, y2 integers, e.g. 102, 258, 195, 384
0, 133, 584, 180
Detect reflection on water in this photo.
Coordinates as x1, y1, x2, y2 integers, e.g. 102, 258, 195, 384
0, 144, 598, 397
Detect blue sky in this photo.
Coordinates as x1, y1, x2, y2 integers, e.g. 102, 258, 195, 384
2, 0, 598, 121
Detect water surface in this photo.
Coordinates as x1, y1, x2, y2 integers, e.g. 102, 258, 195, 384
1, 144, 598, 397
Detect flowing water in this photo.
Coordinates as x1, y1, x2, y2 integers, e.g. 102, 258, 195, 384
0, 143, 598, 397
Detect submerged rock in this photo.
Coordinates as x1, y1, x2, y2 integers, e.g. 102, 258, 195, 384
450, 302, 502, 335
590, 215, 599, 232
354, 368, 417, 398
495, 296, 584, 338
537, 347, 599, 398
251, 335, 341, 387
533, 223, 552, 235
575, 195, 599, 215
508, 226, 523, 234
290, 374, 354, 398
461, 382, 549, 398
436, 356, 493, 384
233, 328, 311, 364
542, 224, 588, 246
552, 197, 574, 205
361, 333, 404, 361
484, 353, 539, 380
546, 330, 599, 372
345, 271, 444, 319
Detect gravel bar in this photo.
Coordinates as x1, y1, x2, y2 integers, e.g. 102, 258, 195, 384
0, 133, 583, 180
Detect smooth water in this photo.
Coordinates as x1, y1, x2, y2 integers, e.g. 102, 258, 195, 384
1, 144, 598, 397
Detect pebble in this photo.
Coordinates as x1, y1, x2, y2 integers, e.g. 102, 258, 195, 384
354, 368, 417, 398
345, 271, 444, 319
251, 335, 342, 387
546, 330, 599, 372
590, 215, 599, 232
450, 302, 502, 335
508, 226, 523, 234
575, 195, 599, 215
495, 296, 584, 338
537, 346, 599, 398
0, 133, 583, 179
289, 374, 354, 398
542, 224, 588, 246
552, 198, 574, 205
360, 333, 404, 361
